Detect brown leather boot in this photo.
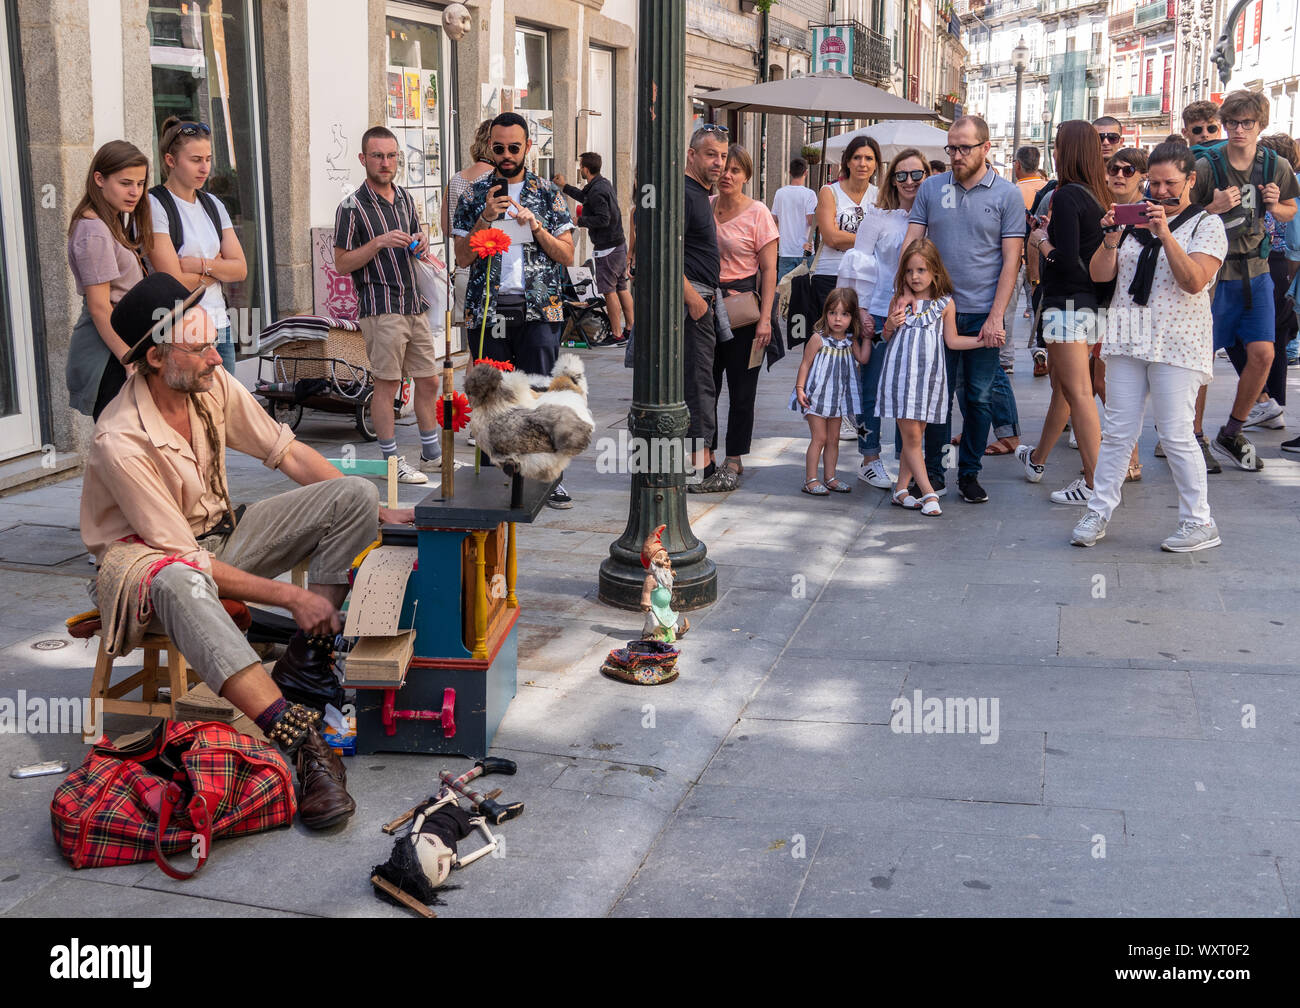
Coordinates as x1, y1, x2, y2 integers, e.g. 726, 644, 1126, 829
296, 725, 356, 829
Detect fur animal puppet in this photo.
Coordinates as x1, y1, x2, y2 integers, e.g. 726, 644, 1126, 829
463, 353, 594, 483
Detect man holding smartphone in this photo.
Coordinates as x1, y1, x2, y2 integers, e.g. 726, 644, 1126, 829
454, 112, 576, 507
334, 126, 438, 486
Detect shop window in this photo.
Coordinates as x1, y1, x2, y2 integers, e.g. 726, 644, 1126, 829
514, 25, 554, 179
385, 5, 456, 241
148, 0, 272, 349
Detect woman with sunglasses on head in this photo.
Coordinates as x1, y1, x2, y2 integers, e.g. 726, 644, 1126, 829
1072, 142, 1227, 552
814, 135, 879, 442
147, 117, 247, 373
1017, 121, 1112, 506
836, 148, 929, 488
66, 141, 154, 420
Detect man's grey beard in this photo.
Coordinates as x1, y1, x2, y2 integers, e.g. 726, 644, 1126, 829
163, 361, 209, 393
650, 562, 675, 589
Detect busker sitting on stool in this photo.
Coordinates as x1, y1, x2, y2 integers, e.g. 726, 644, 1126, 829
79, 273, 415, 830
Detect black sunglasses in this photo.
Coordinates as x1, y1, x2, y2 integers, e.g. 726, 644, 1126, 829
894, 169, 926, 183
1189, 123, 1219, 136
1106, 163, 1138, 177
697, 124, 730, 135
165, 121, 211, 151
492, 143, 525, 156
1097, 132, 1122, 144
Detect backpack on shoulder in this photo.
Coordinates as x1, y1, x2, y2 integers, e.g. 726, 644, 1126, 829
149, 184, 226, 252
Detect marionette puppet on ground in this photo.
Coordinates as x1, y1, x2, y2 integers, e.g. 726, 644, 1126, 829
600, 525, 686, 686
462, 353, 594, 482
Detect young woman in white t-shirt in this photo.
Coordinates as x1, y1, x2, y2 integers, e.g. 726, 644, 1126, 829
1073, 142, 1228, 553
147, 117, 247, 372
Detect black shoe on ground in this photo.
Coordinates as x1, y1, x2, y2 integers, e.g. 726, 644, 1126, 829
907, 477, 946, 499
1283, 434, 1300, 454
958, 475, 988, 503
547, 482, 574, 509
1213, 429, 1263, 471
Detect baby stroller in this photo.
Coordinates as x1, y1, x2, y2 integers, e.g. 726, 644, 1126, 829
561, 262, 613, 348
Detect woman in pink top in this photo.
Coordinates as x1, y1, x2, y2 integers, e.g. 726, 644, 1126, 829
701, 143, 779, 491
65, 141, 153, 420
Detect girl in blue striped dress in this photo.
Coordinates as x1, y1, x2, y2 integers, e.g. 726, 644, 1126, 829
877, 239, 982, 516
790, 287, 872, 495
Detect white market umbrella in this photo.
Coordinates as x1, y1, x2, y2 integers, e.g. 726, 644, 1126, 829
824, 120, 952, 165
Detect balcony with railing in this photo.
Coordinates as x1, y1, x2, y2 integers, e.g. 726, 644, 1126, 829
960, 0, 1043, 23
990, 123, 1046, 141
1135, 0, 1172, 28
1109, 9, 1134, 36
981, 56, 1051, 81
1130, 92, 1165, 116
810, 20, 891, 85
1103, 95, 1130, 117
1040, 0, 1107, 14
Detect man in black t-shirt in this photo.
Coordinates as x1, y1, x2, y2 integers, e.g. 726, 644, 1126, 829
682, 125, 727, 491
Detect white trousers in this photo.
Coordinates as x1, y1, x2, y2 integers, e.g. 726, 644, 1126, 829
1088, 354, 1212, 526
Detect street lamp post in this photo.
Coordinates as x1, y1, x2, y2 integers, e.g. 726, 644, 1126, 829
1041, 105, 1051, 176
1012, 36, 1029, 170
598, 0, 717, 611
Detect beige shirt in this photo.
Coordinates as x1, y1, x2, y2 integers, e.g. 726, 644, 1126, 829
81, 369, 295, 573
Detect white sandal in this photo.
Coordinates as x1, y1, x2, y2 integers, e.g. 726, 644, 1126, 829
919, 492, 942, 517
891, 488, 920, 509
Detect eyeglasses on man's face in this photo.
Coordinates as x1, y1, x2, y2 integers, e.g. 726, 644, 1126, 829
1106, 163, 1138, 178
894, 169, 926, 183
1223, 118, 1258, 132
1096, 132, 1122, 144
492, 143, 525, 156
170, 340, 220, 358
1189, 123, 1219, 136
943, 143, 982, 158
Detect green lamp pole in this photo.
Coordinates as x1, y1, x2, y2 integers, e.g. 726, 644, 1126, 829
598, 0, 717, 611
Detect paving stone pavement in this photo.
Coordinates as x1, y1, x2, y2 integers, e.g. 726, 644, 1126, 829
1, 308, 1297, 917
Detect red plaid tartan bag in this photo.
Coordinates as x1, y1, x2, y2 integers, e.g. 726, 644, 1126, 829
51, 720, 296, 879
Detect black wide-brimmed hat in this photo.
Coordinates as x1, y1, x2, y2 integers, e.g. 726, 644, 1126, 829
112, 273, 206, 365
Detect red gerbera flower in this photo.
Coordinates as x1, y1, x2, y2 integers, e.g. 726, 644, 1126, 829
473, 358, 515, 372
436, 391, 472, 432
468, 228, 511, 259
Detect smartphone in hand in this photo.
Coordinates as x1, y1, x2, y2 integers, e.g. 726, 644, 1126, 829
1112, 202, 1149, 226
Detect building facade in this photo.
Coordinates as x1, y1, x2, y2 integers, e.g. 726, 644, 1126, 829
1217, 0, 1300, 139
959, 0, 1107, 172
0, 0, 635, 492
1104, 0, 1177, 150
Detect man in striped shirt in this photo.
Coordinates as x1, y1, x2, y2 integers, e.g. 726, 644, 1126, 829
334, 126, 439, 484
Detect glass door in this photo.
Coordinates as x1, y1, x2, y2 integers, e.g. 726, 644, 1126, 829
385, 1, 457, 245
587, 45, 615, 188
0, 8, 41, 461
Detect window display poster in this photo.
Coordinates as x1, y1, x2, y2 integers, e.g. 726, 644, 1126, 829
386, 73, 404, 123
404, 71, 422, 123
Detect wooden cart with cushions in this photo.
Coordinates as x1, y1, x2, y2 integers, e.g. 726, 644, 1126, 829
253, 315, 381, 441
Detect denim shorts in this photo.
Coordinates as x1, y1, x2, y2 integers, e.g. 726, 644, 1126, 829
1042, 306, 1100, 346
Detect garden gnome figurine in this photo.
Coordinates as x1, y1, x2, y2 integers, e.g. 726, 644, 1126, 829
640, 525, 689, 643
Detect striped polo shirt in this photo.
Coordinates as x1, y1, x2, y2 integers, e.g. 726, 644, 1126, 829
333, 181, 429, 318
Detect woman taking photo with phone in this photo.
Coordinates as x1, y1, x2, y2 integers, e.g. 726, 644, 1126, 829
66, 141, 153, 420
1072, 141, 1227, 552
1016, 121, 1111, 505
148, 117, 247, 372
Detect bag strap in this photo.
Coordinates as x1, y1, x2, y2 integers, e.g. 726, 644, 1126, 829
152, 781, 212, 880
149, 184, 184, 250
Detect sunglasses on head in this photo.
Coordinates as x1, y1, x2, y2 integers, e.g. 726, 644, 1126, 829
697, 124, 729, 135
1106, 163, 1138, 177
894, 169, 926, 183
1097, 132, 1122, 144
1189, 123, 1219, 136
492, 143, 525, 156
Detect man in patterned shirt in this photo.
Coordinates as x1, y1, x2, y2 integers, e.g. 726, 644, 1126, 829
454, 112, 576, 506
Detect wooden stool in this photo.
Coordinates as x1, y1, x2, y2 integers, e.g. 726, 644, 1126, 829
83, 633, 202, 743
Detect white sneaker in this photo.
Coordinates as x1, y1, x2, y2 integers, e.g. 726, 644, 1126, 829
857, 458, 893, 488
1015, 444, 1044, 483
1160, 519, 1221, 553
1068, 431, 1078, 449
1243, 399, 1285, 430
394, 455, 429, 484
839, 416, 859, 441
1050, 477, 1093, 505
1070, 510, 1108, 547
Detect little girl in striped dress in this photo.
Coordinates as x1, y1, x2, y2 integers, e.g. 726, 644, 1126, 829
876, 239, 982, 516
790, 287, 872, 495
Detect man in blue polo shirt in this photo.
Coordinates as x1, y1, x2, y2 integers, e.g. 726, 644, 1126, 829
904, 115, 1025, 503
